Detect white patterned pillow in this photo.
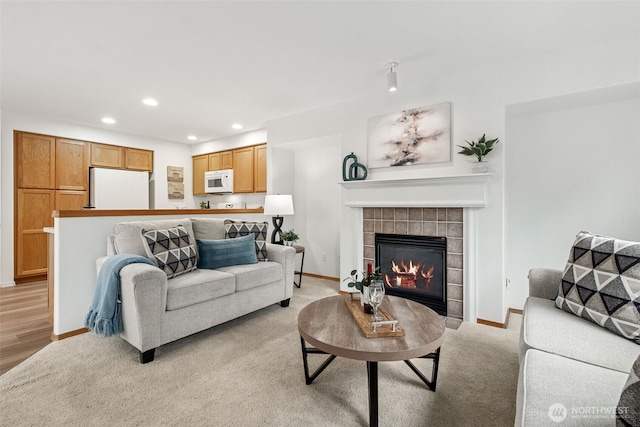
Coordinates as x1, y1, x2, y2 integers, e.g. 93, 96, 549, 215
141, 226, 197, 278
555, 231, 640, 344
224, 219, 268, 261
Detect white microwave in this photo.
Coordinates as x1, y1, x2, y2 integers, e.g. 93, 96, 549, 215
204, 169, 234, 193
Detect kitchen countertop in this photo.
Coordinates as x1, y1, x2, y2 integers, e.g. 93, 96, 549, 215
52, 208, 264, 218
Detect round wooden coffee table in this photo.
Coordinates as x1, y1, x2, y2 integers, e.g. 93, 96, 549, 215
298, 294, 446, 427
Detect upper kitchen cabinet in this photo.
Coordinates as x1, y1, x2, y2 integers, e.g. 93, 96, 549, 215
209, 151, 232, 171
125, 148, 153, 172
232, 146, 255, 193
193, 154, 208, 195
91, 143, 124, 169
90, 143, 153, 172
253, 144, 267, 193
193, 143, 267, 195
15, 132, 56, 189
56, 139, 89, 190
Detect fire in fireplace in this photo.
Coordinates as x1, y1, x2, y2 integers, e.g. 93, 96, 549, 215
375, 233, 447, 315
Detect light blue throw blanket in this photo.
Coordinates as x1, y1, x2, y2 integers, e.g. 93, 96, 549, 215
85, 254, 154, 337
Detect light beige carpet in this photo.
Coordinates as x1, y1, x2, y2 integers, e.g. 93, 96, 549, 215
0, 277, 520, 426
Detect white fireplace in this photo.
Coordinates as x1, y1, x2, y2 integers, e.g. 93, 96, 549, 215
339, 173, 493, 322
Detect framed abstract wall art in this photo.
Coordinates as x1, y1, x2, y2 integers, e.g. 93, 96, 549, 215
367, 102, 451, 168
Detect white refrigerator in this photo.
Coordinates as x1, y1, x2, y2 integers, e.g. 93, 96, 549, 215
89, 167, 150, 209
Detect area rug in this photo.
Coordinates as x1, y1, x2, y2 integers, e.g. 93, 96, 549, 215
0, 277, 520, 426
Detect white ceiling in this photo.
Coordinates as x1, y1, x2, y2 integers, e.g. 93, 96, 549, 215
2, 1, 638, 144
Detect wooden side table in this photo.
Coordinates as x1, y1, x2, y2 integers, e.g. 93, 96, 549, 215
292, 244, 305, 288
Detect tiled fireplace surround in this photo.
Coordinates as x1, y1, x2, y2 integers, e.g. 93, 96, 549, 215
340, 173, 492, 324
362, 207, 464, 320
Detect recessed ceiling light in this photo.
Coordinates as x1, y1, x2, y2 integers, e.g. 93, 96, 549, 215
142, 98, 158, 106
232, 123, 243, 130
187, 135, 197, 141
102, 117, 116, 124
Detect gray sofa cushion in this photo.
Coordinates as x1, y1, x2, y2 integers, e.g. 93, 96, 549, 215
218, 262, 283, 292
113, 219, 197, 259
166, 269, 235, 311
191, 217, 226, 240
521, 297, 640, 373
555, 231, 640, 344
516, 349, 628, 427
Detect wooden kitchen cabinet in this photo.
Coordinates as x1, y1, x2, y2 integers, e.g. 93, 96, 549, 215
193, 154, 208, 195
208, 151, 232, 171
125, 147, 153, 172
56, 138, 89, 190
193, 143, 267, 195
15, 189, 55, 278
91, 143, 124, 168
253, 144, 267, 193
220, 151, 233, 169
233, 147, 254, 193
15, 132, 56, 189
91, 143, 153, 171
15, 131, 154, 283
55, 190, 88, 210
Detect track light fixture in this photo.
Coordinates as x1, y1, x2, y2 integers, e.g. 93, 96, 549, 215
386, 62, 398, 92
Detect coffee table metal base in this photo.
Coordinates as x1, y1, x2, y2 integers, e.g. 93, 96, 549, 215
299, 337, 441, 427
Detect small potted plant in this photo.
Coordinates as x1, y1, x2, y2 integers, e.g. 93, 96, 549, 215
280, 229, 299, 246
457, 134, 499, 173
343, 266, 382, 293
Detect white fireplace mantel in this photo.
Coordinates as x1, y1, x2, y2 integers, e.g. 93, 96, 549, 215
339, 173, 493, 208
339, 173, 493, 322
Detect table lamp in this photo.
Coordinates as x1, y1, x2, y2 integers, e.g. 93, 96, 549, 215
263, 194, 294, 244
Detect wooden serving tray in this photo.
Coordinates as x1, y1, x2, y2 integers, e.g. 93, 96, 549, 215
344, 298, 405, 338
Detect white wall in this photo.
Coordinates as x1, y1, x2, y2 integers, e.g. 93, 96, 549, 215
265, 34, 639, 323
505, 94, 640, 309
275, 135, 342, 278
0, 112, 194, 286
191, 128, 266, 156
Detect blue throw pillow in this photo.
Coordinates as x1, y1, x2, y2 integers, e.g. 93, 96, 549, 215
196, 233, 258, 269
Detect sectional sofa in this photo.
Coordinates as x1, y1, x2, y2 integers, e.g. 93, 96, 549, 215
515, 231, 640, 426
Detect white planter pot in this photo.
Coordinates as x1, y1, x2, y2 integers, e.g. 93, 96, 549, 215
472, 161, 489, 173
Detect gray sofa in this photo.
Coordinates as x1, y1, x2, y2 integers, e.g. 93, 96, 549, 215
98, 217, 295, 363
515, 268, 640, 426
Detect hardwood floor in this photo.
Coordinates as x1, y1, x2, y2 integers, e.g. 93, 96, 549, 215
0, 280, 52, 375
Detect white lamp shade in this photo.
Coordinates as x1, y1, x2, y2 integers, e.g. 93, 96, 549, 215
263, 194, 294, 216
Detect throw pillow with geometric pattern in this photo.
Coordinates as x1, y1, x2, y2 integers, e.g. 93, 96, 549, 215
555, 231, 640, 344
224, 219, 268, 261
617, 354, 640, 426
141, 225, 197, 279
